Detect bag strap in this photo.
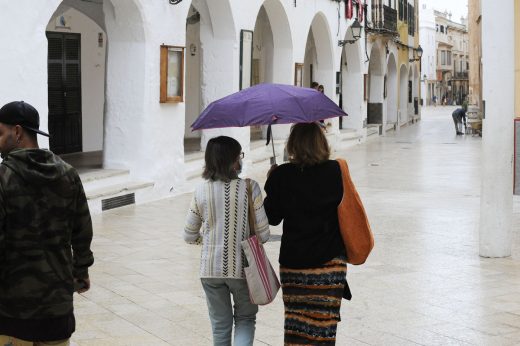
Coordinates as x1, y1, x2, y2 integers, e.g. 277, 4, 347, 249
246, 178, 256, 238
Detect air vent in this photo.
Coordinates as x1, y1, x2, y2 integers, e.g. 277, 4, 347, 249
102, 193, 135, 211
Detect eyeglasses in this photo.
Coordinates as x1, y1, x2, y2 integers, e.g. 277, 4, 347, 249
239, 152, 245, 159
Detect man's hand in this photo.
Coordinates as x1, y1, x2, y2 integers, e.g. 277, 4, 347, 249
74, 277, 91, 294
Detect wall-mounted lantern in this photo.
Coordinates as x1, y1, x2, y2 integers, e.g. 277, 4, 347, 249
409, 45, 423, 62
338, 18, 363, 46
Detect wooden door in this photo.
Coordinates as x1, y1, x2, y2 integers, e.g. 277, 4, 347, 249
47, 32, 82, 154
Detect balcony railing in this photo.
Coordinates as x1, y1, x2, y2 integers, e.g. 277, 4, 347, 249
453, 72, 469, 79
371, 4, 397, 33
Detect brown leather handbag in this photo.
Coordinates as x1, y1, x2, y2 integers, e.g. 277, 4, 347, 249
336, 159, 374, 265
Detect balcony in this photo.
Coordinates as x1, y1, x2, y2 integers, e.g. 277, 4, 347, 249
452, 72, 469, 80
371, 4, 397, 33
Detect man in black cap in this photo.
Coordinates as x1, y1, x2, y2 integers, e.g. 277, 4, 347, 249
0, 101, 94, 345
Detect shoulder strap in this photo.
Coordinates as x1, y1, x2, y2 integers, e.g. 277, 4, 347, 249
246, 179, 256, 238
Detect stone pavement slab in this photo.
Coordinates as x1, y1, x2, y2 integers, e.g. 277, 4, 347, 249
71, 106, 520, 345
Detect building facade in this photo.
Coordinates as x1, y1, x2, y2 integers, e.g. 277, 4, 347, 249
434, 10, 469, 106
0, 0, 421, 209
468, 0, 482, 109
419, 2, 436, 105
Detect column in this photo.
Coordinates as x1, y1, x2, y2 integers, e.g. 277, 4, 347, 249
479, 0, 514, 257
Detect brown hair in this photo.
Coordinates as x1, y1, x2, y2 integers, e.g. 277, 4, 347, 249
286, 123, 330, 166
202, 136, 242, 182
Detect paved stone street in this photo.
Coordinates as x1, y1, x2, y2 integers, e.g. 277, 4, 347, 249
72, 106, 520, 345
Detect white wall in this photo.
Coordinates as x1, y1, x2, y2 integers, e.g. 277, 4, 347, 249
47, 8, 106, 152
3, 0, 415, 203
399, 64, 408, 124
0, 0, 64, 150
479, 0, 514, 257
341, 40, 363, 130
185, 9, 202, 139
420, 2, 436, 105
387, 53, 398, 124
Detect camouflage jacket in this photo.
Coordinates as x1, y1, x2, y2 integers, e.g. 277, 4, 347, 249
0, 149, 94, 320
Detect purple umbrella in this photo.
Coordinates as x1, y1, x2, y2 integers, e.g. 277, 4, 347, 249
191, 83, 347, 130
191, 83, 347, 164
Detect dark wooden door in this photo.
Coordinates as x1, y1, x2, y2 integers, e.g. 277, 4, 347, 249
47, 32, 82, 154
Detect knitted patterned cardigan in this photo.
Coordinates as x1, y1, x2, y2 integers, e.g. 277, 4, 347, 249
184, 178, 270, 279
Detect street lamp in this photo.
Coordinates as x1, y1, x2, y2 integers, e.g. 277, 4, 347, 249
338, 19, 363, 46
409, 45, 423, 62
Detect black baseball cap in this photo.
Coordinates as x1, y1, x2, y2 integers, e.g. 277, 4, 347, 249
0, 101, 50, 137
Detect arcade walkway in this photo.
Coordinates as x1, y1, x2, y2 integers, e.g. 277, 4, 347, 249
73, 106, 520, 345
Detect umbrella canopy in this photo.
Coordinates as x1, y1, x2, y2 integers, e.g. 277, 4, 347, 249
191, 83, 347, 130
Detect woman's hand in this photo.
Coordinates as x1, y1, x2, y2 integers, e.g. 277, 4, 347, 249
267, 164, 278, 178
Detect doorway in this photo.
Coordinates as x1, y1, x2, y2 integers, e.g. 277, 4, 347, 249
47, 32, 82, 155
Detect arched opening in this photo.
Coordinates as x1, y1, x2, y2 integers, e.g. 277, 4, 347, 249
399, 64, 408, 125
304, 14, 334, 96
413, 64, 420, 116
408, 66, 414, 120
251, 0, 293, 140
102, 0, 146, 170
367, 44, 384, 125
184, 4, 203, 153
46, 1, 107, 162
340, 29, 363, 130
188, 0, 238, 152
386, 53, 398, 125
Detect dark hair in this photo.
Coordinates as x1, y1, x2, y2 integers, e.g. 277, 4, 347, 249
286, 123, 330, 166
318, 85, 324, 93
311, 81, 319, 89
202, 136, 242, 182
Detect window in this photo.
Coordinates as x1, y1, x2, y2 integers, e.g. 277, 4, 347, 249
440, 25, 444, 33
447, 51, 451, 65
160, 45, 184, 103
441, 51, 446, 65
399, 0, 404, 20
408, 4, 415, 35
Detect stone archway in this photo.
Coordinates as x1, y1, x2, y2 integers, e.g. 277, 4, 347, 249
185, 0, 239, 152
46, 3, 106, 157
251, 0, 293, 140
399, 64, 408, 125
340, 27, 363, 130
304, 13, 335, 96
367, 43, 384, 125
386, 53, 398, 125
413, 64, 420, 116
408, 65, 414, 120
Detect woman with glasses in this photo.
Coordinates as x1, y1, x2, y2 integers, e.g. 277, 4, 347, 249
184, 136, 270, 346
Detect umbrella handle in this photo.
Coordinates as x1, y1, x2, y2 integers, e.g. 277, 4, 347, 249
266, 124, 277, 165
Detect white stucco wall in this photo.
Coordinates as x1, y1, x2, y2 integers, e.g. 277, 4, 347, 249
46, 8, 106, 152
3, 0, 426, 204
185, 11, 202, 139
0, 0, 65, 150
386, 52, 398, 124
479, 0, 514, 257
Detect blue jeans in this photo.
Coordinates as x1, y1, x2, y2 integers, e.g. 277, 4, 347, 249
201, 278, 258, 346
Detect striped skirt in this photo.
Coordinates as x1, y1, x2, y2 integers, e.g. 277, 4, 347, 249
280, 257, 347, 345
